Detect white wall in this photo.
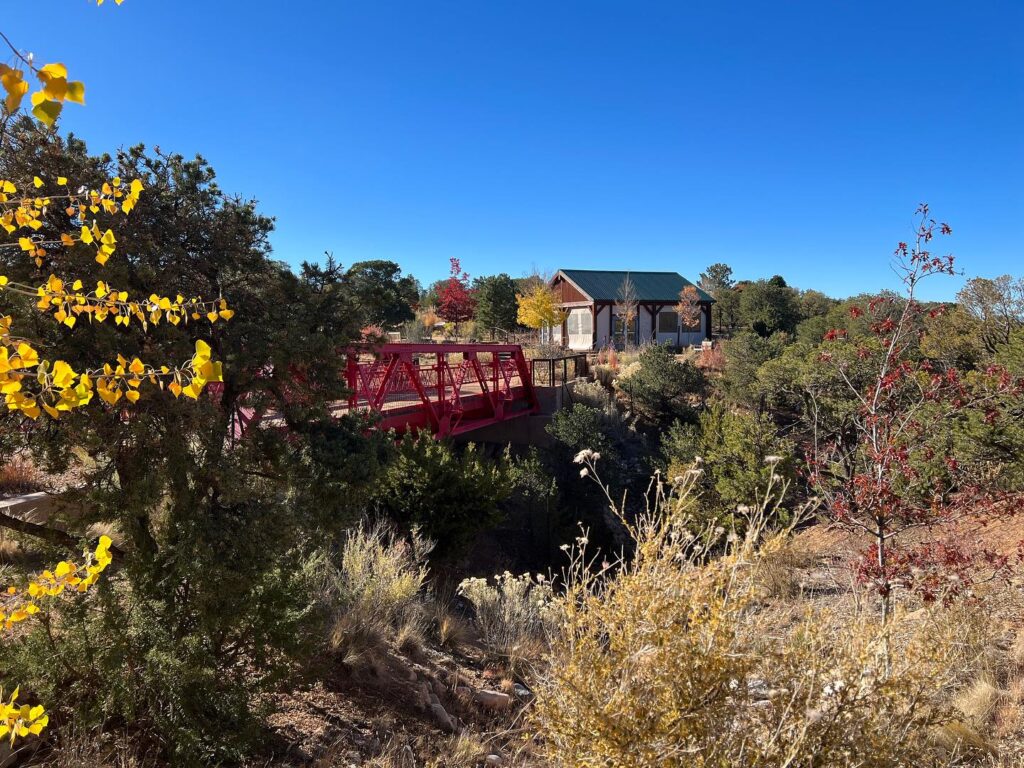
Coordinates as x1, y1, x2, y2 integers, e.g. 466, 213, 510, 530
594, 306, 612, 349
637, 306, 654, 344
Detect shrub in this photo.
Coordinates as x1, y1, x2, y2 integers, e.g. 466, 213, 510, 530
721, 330, 790, 408
569, 379, 613, 410
371, 435, 512, 558
458, 571, 556, 673
325, 523, 431, 659
546, 404, 618, 466
662, 402, 796, 532
0, 135, 384, 764
532, 472, 974, 767
613, 344, 705, 428
591, 363, 616, 388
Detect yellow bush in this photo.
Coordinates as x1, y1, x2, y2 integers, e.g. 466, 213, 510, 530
327, 523, 431, 658
532, 476, 975, 767
458, 571, 556, 673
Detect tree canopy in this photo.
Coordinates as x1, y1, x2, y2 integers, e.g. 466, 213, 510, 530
473, 273, 519, 333
345, 259, 419, 328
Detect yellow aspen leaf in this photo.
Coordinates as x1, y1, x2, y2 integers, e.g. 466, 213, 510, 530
80, 226, 93, 244
0, 67, 28, 113
29, 93, 62, 127
65, 81, 85, 105
57, 176, 67, 186
38, 63, 68, 81
124, 389, 139, 403
32, 177, 43, 188
15, 344, 38, 368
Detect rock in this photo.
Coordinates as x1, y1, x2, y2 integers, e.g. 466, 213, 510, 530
474, 689, 513, 711
430, 701, 456, 732
485, 754, 503, 766
432, 678, 447, 698
513, 683, 532, 699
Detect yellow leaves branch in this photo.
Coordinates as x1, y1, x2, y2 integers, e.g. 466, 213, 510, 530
0, 274, 234, 330
0, 536, 113, 744
0, 330, 224, 419
0, 175, 142, 267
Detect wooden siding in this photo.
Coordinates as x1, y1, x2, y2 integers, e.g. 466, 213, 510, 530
553, 275, 588, 303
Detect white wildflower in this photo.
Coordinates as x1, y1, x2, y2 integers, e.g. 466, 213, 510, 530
764, 455, 783, 465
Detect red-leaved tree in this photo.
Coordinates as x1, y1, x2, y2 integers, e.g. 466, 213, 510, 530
437, 257, 477, 334
811, 205, 1023, 623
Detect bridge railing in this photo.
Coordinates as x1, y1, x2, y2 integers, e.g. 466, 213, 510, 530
529, 353, 589, 388
343, 343, 540, 438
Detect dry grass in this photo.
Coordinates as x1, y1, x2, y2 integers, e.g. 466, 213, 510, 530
433, 607, 472, 652
37, 726, 157, 767
457, 572, 555, 675
752, 538, 814, 598
325, 523, 431, 662
86, 520, 124, 548
956, 678, 1002, 726
357, 733, 489, 768
0, 457, 43, 496
530, 469, 1001, 768
395, 615, 427, 659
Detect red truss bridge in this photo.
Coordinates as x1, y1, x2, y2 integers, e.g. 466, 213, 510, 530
340, 343, 540, 438
220, 343, 546, 441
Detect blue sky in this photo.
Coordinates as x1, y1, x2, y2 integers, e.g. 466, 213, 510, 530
6, 1, 1022, 299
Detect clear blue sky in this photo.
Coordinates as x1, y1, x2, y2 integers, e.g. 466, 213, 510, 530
7, 1, 1022, 299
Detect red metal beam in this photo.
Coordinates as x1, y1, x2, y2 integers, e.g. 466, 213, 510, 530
228, 343, 540, 441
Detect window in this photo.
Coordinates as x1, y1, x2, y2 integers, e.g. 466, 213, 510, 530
566, 308, 593, 335
657, 311, 677, 334
613, 313, 636, 345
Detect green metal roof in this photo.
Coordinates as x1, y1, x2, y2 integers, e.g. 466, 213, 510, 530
557, 269, 714, 303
